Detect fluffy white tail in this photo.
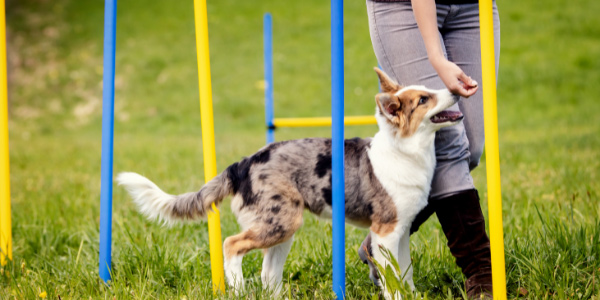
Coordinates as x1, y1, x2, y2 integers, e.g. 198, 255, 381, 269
116, 172, 231, 225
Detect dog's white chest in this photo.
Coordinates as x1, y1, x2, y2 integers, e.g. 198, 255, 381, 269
367, 137, 435, 223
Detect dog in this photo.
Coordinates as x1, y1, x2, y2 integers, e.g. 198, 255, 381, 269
117, 68, 463, 299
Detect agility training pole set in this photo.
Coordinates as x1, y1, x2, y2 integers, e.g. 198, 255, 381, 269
0, 0, 507, 297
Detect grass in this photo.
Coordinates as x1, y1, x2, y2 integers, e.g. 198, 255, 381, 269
2, 0, 599, 298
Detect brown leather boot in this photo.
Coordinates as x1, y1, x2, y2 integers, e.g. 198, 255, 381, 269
435, 189, 493, 299
358, 189, 493, 299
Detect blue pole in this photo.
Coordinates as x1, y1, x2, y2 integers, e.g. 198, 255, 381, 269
331, 0, 345, 298
264, 13, 275, 144
99, 0, 117, 283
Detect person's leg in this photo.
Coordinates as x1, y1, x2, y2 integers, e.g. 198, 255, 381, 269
430, 3, 500, 298
434, 189, 493, 298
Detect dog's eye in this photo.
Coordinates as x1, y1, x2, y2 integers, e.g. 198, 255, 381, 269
418, 96, 428, 105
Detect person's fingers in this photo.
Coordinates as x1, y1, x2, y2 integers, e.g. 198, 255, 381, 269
440, 66, 478, 97
449, 82, 470, 98
454, 75, 479, 98
462, 85, 479, 98
458, 72, 477, 87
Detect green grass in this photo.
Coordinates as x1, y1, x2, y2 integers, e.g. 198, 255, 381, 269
2, 0, 600, 298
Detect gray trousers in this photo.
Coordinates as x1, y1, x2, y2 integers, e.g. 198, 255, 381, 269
367, 1, 501, 199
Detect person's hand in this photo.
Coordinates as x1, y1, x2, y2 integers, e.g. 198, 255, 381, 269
431, 57, 478, 98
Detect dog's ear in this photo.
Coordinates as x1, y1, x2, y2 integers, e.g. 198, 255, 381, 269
374, 67, 402, 93
376, 93, 401, 116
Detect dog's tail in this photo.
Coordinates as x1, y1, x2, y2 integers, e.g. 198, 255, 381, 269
116, 172, 232, 225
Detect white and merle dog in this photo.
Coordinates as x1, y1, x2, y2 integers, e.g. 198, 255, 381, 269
117, 68, 464, 299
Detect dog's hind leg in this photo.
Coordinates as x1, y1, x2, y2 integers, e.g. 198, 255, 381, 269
224, 226, 299, 295
225, 193, 303, 294
261, 235, 294, 296
223, 230, 260, 293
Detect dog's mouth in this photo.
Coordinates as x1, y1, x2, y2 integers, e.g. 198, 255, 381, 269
430, 110, 464, 123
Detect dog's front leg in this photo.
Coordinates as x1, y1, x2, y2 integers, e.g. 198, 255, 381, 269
397, 232, 415, 290
371, 230, 403, 300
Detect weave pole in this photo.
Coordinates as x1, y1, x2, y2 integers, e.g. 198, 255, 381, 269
264, 13, 275, 144
0, 0, 11, 267
273, 116, 375, 128
99, 0, 117, 283
479, 0, 507, 298
193, 0, 225, 293
331, 0, 345, 298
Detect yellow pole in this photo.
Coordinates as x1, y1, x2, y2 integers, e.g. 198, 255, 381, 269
193, 0, 225, 293
0, 0, 11, 267
479, 0, 507, 298
273, 115, 377, 128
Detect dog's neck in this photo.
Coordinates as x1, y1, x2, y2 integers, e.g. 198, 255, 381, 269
372, 119, 437, 159
370, 130, 437, 189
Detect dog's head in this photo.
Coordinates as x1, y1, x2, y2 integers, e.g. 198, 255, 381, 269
373, 67, 463, 138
